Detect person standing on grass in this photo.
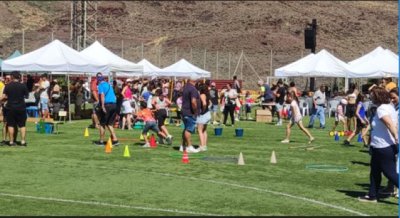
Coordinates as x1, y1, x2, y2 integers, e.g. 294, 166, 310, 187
1, 71, 28, 146
179, 76, 200, 153
222, 83, 237, 126
89, 77, 100, 129
281, 91, 314, 144
273, 79, 286, 126
343, 94, 369, 147
39, 73, 50, 119
331, 98, 348, 133
93, 73, 119, 146
307, 85, 326, 129
209, 82, 220, 125
152, 89, 173, 145
196, 83, 211, 152
380, 88, 399, 197
358, 87, 398, 203
120, 79, 134, 130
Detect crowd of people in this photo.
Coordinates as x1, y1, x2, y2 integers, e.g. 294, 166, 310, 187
0, 71, 397, 203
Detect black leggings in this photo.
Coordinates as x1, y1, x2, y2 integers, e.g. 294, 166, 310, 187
368, 145, 399, 198
223, 104, 235, 125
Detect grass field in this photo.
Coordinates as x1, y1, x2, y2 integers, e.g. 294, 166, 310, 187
0, 114, 398, 216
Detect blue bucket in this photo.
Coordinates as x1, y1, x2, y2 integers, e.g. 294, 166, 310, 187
44, 123, 53, 134
214, 127, 223, 136
235, 128, 244, 137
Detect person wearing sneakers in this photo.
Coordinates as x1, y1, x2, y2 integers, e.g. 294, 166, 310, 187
307, 85, 326, 129
359, 87, 398, 203
136, 101, 169, 148
209, 82, 220, 125
343, 93, 369, 146
180, 76, 201, 153
94, 73, 119, 146
281, 91, 314, 144
274, 79, 286, 126
196, 83, 211, 152
1, 71, 29, 147
151, 89, 173, 145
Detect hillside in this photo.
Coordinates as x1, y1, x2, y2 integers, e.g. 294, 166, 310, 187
0, 1, 397, 89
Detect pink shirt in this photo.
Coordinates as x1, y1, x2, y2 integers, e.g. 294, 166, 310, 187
123, 86, 132, 100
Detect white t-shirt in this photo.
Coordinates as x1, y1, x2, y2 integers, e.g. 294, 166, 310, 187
370, 104, 397, 148
40, 80, 50, 99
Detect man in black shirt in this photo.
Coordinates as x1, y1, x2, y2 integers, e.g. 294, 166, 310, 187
2, 71, 29, 146
209, 82, 219, 124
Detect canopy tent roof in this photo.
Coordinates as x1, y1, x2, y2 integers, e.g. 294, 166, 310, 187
6, 50, 22, 60
80, 41, 143, 76
274, 49, 351, 78
347, 46, 398, 78
160, 58, 211, 78
137, 59, 161, 77
1, 39, 109, 73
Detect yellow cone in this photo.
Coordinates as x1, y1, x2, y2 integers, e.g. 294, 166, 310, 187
140, 134, 144, 141
238, 152, 245, 165
84, 128, 89, 137
107, 137, 113, 149
123, 145, 130, 157
270, 151, 277, 164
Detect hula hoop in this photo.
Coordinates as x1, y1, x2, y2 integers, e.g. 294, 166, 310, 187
305, 164, 348, 172
169, 152, 206, 159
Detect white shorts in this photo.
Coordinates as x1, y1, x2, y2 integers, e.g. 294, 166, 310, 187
121, 100, 133, 114
196, 111, 211, 125
290, 115, 302, 124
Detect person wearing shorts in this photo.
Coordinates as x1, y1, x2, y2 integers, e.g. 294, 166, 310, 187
180, 76, 201, 153
136, 101, 169, 148
2, 71, 28, 146
281, 91, 314, 144
196, 83, 211, 152
94, 73, 119, 146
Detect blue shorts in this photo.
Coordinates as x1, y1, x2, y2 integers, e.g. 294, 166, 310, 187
40, 98, 49, 111
183, 116, 196, 133
142, 121, 160, 134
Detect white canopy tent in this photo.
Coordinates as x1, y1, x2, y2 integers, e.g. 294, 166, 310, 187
1, 39, 110, 123
1, 39, 109, 73
274, 49, 351, 78
137, 59, 161, 78
347, 46, 399, 78
80, 41, 143, 77
160, 58, 211, 78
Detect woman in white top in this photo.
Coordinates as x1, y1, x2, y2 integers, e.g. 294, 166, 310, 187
281, 91, 314, 144
359, 87, 398, 203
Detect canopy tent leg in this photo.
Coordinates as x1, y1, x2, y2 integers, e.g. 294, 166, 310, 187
68, 74, 72, 123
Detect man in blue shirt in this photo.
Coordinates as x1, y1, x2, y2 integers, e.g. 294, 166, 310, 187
94, 72, 119, 146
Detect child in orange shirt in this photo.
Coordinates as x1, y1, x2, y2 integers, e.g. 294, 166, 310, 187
136, 101, 169, 147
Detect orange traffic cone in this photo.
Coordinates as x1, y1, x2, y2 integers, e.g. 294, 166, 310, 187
149, 134, 157, 148
105, 139, 112, 154
182, 150, 189, 164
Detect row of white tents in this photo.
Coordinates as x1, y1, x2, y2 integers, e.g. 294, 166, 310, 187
1, 39, 211, 79
274, 46, 398, 79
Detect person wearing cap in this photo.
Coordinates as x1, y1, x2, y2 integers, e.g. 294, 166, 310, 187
307, 84, 326, 129
179, 75, 201, 153
209, 82, 220, 125
94, 72, 119, 146
1, 71, 29, 146
152, 89, 173, 144
257, 80, 274, 110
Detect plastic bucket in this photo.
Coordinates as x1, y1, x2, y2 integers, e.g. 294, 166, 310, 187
214, 127, 223, 136
45, 123, 53, 134
235, 128, 244, 137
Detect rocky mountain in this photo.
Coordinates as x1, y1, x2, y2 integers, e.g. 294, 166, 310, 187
0, 1, 397, 89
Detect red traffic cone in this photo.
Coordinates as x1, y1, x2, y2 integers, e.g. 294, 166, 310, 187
149, 134, 157, 148
182, 150, 189, 164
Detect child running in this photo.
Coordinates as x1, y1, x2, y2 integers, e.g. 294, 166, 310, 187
281, 91, 315, 144
331, 98, 348, 133
136, 101, 169, 148
343, 93, 369, 146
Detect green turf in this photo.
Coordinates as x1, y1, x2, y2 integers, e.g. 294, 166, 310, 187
0, 115, 397, 216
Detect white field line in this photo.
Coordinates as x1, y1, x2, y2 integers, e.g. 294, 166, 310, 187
0, 192, 222, 216
6, 161, 370, 216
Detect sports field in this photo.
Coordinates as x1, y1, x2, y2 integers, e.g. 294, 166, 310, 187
0, 116, 397, 216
